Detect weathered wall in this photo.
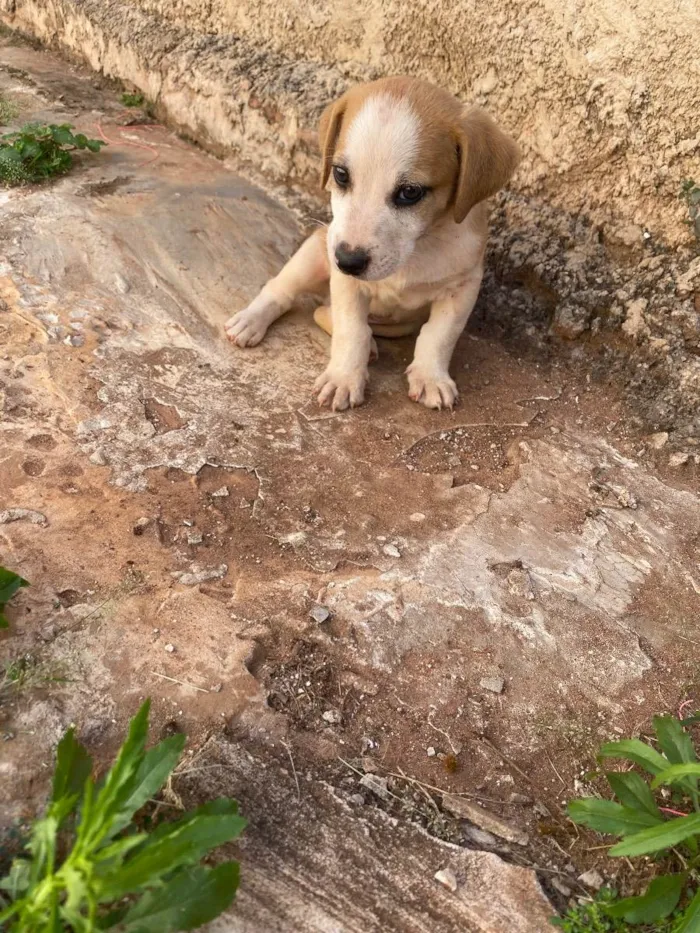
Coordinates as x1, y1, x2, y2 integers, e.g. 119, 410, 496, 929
40, 0, 700, 247
1, 0, 699, 436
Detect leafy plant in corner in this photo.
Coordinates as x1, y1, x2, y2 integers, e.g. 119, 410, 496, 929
120, 92, 145, 108
0, 700, 246, 931
0, 566, 28, 629
551, 885, 678, 932
0, 123, 105, 186
560, 714, 700, 929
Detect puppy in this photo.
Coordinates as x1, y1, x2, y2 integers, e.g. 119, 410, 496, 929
225, 76, 519, 410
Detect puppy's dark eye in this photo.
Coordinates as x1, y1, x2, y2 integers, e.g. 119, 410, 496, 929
332, 165, 350, 188
394, 184, 426, 207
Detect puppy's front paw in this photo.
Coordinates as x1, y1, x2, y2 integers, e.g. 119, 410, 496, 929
225, 296, 281, 347
406, 364, 458, 410
314, 366, 368, 411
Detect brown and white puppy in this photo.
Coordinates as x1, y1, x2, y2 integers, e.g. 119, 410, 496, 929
225, 76, 519, 410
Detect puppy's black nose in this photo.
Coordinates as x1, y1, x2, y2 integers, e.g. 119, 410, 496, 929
335, 243, 370, 276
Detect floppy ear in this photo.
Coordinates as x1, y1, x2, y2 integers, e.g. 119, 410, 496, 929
318, 95, 347, 189
453, 108, 520, 223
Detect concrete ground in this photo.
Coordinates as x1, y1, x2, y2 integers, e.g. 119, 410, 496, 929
1, 39, 699, 932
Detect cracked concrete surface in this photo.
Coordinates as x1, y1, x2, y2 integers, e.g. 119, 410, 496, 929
1, 40, 700, 932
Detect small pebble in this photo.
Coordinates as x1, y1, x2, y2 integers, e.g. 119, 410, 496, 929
669, 452, 689, 467
552, 879, 572, 897
383, 544, 401, 558
578, 869, 604, 890
133, 517, 150, 536
359, 773, 389, 800
164, 644, 175, 653
427, 746, 437, 757
187, 532, 203, 545
648, 431, 669, 449
309, 604, 331, 624
322, 709, 341, 724
480, 676, 505, 695
211, 486, 229, 497
434, 868, 458, 893
409, 512, 426, 522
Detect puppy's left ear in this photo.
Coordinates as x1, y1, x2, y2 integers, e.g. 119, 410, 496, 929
453, 109, 520, 223
319, 95, 347, 190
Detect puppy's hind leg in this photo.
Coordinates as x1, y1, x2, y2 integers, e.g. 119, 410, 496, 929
313, 304, 378, 362
226, 228, 330, 347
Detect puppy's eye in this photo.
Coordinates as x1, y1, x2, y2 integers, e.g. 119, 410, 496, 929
332, 165, 350, 188
394, 184, 426, 207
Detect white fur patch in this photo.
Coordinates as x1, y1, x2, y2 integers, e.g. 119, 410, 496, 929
344, 93, 420, 179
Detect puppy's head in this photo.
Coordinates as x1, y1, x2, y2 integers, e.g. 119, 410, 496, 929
319, 77, 520, 281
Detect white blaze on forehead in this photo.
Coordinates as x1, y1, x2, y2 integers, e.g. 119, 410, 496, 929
344, 93, 420, 181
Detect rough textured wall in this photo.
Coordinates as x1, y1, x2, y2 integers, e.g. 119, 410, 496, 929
1, 0, 699, 437
113, 0, 699, 247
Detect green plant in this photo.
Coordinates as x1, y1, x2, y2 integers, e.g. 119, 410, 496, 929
0, 700, 246, 931
0, 123, 105, 186
0, 566, 28, 629
120, 92, 145, 108
563, 715, 700, 928
681, 180, 700, 244
551, 886, 679, 932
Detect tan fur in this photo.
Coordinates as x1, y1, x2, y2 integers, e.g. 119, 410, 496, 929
226, 76, 519, 411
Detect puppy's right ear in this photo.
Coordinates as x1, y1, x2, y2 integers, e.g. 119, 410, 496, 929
319, 96, 346, 189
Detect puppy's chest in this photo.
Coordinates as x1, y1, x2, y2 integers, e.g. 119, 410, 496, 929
364, 275, 461, 322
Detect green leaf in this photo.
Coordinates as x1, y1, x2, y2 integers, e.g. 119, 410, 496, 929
653, 717, 698, 797
78, 701, 151, 852
568, 798, 662, 836
94, 833, 148, 869
109, 733, 186, 836
654, 716, 697, 765
0, 146, 23, 164
0, 898, 23, 925
50, 125, 77, 146
27, 815, 59, 886
0, 859, 31, 898
604, 874, 684, 923
97, 811, 246, 899
51, 727, 93, 806
116, 863, 240, 932
0, 566, 29, 604
606, 771, 661, 818
652, 763, 700, 789
675, 887, 700, 933
609, 812, 700, 856
85, 139, 105, 153
598, 738, 669, 776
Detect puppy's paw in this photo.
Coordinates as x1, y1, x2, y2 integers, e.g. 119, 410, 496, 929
314, 365, 368, 411
406, 364, 458, 410
225, 297, 281, 347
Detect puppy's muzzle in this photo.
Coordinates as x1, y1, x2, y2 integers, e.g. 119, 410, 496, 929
335, 243, 370, 277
